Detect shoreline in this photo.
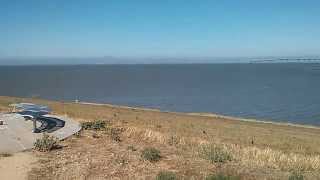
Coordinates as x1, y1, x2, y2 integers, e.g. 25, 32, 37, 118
78, 101, 320, 130
2, 96, 320, 179
0, 96, 319, 130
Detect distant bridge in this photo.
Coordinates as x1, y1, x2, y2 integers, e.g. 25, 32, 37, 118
250, 58, 320, 63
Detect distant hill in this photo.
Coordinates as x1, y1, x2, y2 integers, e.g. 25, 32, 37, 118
0, 56, 319, 65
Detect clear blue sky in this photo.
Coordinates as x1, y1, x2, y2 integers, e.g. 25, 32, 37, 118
1, 0, 320, 62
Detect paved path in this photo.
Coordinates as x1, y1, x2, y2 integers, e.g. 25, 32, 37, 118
0, 113, 81, 153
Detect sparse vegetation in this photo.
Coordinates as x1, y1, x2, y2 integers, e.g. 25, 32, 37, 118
2, 96, 320, 179
81, 120, 106, 130
289, 171, 304, 180
73, 131, 81, 138
156, 171, 177, 180
91, 133, 100, 138
141, 147, 161, 162
205, 173, 240, 180
127, 145, 137, 151
199, 144, 232, 163
109, 127, 122, 142
0, 152, 12, 158
115, 154, 129, 166
34, 134, 58, 152
168, 135, 179, 146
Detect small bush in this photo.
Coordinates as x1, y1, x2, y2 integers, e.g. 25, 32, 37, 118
34, 134, 58, 152
205, 173, 240, 180
81, 120, 106, 131
141, 147, 161, 162
156, 171, 177, 180
289, 171, 304, 180
199, 144, 232, 163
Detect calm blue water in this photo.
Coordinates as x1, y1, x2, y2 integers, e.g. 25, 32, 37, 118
0, 63, 319, 125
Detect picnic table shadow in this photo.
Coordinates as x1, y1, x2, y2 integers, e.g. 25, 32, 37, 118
35, 116, 65, 133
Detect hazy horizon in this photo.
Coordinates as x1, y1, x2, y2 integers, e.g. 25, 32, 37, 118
1, 56, 320, 65
1, 1, 320, 64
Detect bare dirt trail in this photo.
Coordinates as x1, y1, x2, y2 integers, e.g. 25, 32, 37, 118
0, 152, 36, 180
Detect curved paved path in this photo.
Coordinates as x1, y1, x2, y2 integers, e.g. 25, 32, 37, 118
0, 113, 81, 153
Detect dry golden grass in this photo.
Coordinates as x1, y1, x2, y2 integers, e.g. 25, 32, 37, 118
28, 130, 218, 180
1, 96, 320, 179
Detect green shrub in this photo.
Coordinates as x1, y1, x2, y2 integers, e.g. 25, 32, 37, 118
288, 171, 304, 180
34, 134, 58, 152
205, 173, 240, 180
141, 147, 161, 162
156, 171, 177, 180
81, 120, 106, 131
199, 144, 232, 163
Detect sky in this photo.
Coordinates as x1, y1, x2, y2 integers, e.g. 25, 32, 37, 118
0, 0, 320, 64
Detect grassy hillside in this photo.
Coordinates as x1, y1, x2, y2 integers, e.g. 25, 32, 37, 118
1, 96, 320, 179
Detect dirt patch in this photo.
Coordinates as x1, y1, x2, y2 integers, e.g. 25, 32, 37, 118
0, 152, 37, 180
